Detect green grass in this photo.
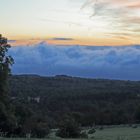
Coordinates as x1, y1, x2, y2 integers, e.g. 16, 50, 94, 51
92, 126, 140, 140
0, 126, 140, 140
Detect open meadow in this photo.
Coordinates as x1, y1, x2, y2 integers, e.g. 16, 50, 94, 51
93, 126, 140, 140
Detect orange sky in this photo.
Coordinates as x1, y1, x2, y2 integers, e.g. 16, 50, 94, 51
1, 0, 140, 46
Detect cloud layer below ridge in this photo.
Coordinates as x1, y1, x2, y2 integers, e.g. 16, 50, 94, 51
9, 42, 140, 80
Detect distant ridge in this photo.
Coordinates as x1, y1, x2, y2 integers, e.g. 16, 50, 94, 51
12, 74, 138, 82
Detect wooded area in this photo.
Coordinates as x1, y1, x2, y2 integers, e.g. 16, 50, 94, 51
9, 75, 140, 133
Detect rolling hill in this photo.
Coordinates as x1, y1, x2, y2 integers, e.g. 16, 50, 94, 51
9, 75, 140, 126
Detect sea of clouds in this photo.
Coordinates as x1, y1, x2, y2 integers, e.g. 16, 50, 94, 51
9, 42, 140, 80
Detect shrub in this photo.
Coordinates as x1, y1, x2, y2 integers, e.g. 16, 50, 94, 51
88, 128, 96, 134
80, 131, 88, 138
56, 116, 81, 138
132, 125, 137, 128
99, 126, 104, 130
22, 116, 50, 138
31, 122, 50, 138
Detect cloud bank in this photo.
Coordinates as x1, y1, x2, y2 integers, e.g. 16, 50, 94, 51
9, 42, 140, 80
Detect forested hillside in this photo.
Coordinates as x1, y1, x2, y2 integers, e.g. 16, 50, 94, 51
9, 75, 140, 127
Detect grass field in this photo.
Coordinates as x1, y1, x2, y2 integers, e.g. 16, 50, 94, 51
0, 126, 140, 140
92, 126, 140, 140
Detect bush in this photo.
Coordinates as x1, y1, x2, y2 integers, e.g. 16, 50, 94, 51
31, 122, 50, 138
56, 116, 81, 138
99, 126, 104, 130
88, 128, 96, 134
0, 102, 17, 136
132, 125, 137, 129
80, 131, 88, 138
22, 116, 50, 138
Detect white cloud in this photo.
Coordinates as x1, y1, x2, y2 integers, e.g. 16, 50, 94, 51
9, 42, 140, 80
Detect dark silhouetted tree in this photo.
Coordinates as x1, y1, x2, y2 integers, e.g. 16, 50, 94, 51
0, 34, 14, 99
22, 116, 50, 138
56, 116, 81, 138
0, 34, 15, 135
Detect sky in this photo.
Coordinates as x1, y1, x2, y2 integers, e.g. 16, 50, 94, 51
0, 0, 140, 46
1, 0, 140, 80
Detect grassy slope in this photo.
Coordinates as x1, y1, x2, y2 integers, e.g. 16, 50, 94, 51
1, 127, 140, 140
93, 127, 140, 140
